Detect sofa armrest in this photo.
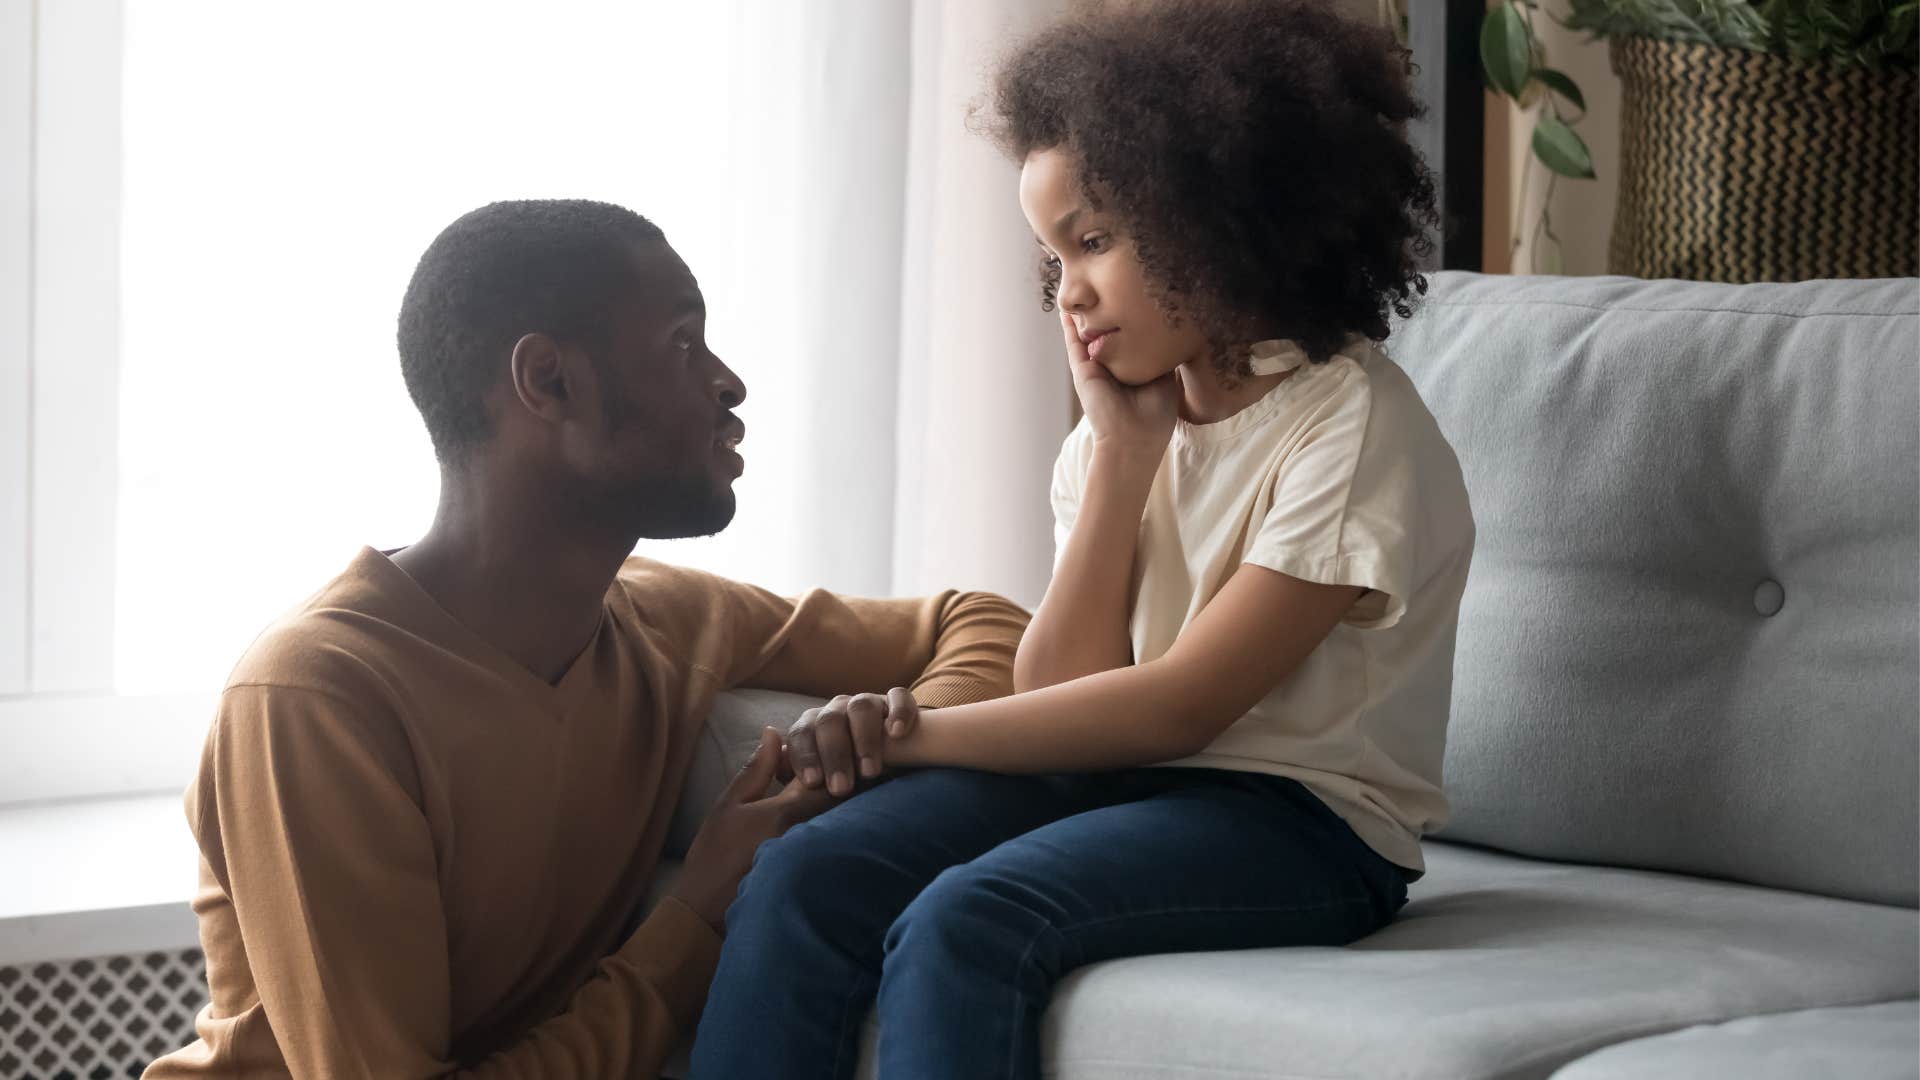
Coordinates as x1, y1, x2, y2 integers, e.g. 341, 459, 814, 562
664, 689, 826, 857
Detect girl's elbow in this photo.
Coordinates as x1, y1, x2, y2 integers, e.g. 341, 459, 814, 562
1011, 651, 1046, 695
1143, 676, 1246, 759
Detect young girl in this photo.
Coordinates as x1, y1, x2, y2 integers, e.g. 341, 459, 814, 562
690, 2, 1471, 1076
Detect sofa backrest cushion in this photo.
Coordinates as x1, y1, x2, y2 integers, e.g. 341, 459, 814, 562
1391, 273, 1918, 907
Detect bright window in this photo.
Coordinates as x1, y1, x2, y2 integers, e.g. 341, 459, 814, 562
113, 1, 806, 694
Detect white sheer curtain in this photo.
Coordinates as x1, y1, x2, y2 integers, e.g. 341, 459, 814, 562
114, 0, 1066, 694
891, 0, 1071, 606
768, 0, 1072, 605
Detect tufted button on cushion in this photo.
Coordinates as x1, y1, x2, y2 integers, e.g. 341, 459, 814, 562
1390, 273, 1918, 908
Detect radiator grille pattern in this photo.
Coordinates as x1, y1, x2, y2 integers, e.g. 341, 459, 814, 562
0, 949, 206, 1079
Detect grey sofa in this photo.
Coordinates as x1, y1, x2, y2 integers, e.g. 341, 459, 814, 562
663, 272, 1919, 1079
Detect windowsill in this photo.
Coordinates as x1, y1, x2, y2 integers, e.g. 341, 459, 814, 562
0, 792, 200, 965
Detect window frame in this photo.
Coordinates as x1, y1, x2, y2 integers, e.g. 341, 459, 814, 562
0, 0, 186, 808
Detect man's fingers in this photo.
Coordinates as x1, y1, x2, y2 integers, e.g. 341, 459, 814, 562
813, 697, 857, 797
771, 779, 839, 825
787, 710, 824, 789
846, 694, 888, 780
885, 686, 919, 738
720, 727, 784, 804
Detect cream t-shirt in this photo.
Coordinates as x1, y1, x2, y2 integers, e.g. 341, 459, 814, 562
1050, 338, 1474, 873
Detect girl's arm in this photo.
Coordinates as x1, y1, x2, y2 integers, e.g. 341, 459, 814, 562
1012, 442, 1157, 692
900, 562, 1365, 773
1014, 309, 1181, 692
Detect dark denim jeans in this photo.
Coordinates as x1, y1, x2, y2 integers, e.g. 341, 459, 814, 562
687, 766, 1410, 1080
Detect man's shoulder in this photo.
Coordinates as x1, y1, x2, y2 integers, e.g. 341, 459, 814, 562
605, 556, 775, 677
224, 551, 415, 705
606, 555, 764, 612
207, 562, 429, 800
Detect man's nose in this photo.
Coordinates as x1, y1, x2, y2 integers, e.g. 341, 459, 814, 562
711, 353, 746, 409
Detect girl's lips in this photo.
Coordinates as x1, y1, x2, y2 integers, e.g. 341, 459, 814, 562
1085, 329, 1115, 360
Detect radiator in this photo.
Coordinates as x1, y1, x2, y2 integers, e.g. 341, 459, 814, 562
0, 949, 206, 1079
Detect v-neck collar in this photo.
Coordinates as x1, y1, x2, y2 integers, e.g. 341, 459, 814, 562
357, 546, 608, 716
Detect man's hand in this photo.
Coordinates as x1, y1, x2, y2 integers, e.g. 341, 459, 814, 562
785, 687, 920, 796
668, 727, 836, 934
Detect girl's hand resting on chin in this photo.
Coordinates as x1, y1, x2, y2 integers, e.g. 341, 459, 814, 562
1061, 308, 1180, 458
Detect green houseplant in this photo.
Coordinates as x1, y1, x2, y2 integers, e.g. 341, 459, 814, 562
1480, 1, 1919, 280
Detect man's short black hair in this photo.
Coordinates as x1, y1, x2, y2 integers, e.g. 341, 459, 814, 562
397, 199, 666, 463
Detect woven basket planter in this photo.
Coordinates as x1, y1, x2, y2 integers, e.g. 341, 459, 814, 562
1608, 35, 1918, 282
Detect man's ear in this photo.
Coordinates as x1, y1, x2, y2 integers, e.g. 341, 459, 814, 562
508, 332, 576, 424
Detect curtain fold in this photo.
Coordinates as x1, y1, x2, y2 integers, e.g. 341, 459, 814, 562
755, 0, 1071, 606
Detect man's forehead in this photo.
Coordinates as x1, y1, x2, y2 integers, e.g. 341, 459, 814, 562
627, 241, 705, 319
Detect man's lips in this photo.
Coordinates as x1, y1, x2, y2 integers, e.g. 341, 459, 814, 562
715, 421, 745, 477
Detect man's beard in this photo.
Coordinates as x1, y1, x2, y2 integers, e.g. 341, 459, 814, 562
588, 383, 737, 539
578, 468, 735, 542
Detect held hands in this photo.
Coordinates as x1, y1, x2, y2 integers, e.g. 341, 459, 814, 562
784, 688, 920, 797
1060, 308, 1180, 457
668, 727, 837, 933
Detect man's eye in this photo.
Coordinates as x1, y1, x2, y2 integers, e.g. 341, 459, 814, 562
672, 332, 695, 352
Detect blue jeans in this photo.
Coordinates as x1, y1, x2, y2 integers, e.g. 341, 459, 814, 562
687, 767, 1411, 1080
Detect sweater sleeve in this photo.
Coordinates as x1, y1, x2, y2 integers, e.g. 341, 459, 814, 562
198, 684, 719, 1079
701, 578, 1030, 709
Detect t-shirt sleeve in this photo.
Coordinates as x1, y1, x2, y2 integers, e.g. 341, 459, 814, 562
1242, 375, 1417, 630
1048, 419, 1094, 571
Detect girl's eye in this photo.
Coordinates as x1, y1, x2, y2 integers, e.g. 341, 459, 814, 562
1041, 253, 1062, 271
1080, 233, 1108, 254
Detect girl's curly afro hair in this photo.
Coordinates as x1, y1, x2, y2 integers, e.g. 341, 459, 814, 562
981, 0, 1440, 368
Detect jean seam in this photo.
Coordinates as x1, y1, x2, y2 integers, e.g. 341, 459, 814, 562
830, 971, 877, 1080
1012, 926, 1057, 1080
1003, 896, 1378, 1076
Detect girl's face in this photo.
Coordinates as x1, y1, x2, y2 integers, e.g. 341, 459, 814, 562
1019, 148, 1209, 386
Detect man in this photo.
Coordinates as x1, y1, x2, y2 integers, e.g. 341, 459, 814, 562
144, 199, 1028, 1078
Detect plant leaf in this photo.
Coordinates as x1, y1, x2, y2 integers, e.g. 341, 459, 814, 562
1480, 2, 1533, 100
1532, 68, 1587, 114
1532, 116, 1596, 179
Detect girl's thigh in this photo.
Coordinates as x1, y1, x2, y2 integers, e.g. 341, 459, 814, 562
902, 774, 1408, 964
777, 767, 1117, 870
741, 767, 1121, 938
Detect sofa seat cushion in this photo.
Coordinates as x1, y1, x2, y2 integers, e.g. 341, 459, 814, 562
1549, 1000, 1919, 1080
664, 693, 1918, 1078
850, 842, 1916, 1080
663, 812, 1917, 1078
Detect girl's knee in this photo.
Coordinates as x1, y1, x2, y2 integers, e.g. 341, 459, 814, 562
739, 815, 860, 901
887, 865, 1054, 957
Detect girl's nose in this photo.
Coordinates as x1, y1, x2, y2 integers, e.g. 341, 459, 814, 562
1057, 268, 1095, 312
